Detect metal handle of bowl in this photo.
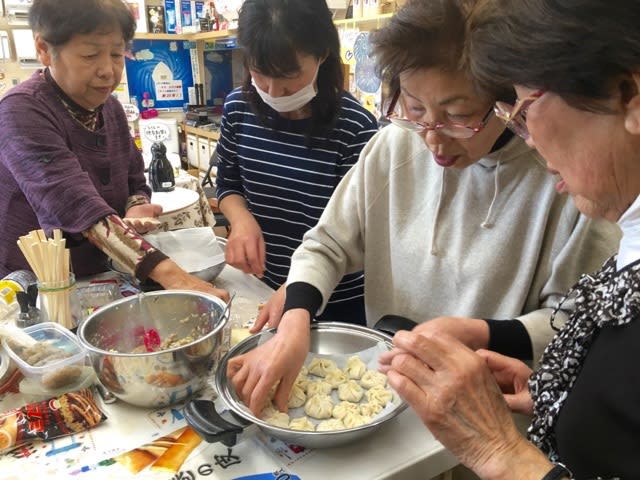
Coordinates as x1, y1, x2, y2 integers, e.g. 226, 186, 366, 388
184, 399, 245, 447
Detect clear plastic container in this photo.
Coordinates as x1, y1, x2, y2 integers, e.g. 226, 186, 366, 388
1, 322, 89, 392
38, 273, 81, 329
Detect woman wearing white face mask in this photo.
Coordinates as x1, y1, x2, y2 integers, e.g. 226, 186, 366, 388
216, 0, 378, 326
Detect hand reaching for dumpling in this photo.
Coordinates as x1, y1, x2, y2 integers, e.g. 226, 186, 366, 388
227, 308, 311, 415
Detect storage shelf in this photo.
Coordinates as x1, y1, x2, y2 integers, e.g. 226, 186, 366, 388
134, 28, 237, 42
334, 13, 393, 29
134, 14, 391, 42
183, 124, 220, 141
134, 32, 191, 40
191, 28, 238, 41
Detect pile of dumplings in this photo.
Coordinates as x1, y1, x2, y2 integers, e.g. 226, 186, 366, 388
261, 355, 394, 432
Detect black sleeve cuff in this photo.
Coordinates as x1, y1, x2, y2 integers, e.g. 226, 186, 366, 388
284, 282, 323, 320
135, 250, 169, 282
485, 319, 532, 360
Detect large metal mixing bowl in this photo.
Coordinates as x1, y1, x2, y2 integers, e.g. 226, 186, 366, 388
77, 290, 229, 408
185, 322, 408, 448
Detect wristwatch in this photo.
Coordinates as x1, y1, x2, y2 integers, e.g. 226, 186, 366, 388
541, 463, 572, 480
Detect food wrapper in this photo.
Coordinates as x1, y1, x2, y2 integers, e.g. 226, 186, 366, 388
0, 387, 107, 453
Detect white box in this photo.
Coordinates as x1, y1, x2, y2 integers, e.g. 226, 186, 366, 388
198, 137, 211, 171
186, 134, 198, 168
127, 1, 148, 33
208, 140, 218, 175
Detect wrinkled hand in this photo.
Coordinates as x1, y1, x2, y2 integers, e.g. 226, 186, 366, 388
384, 331, 548, 478
149, 258, 229, 302
227, 309, 310, 416
124, 203, 163, 234
225, 214, 266, 277
250, 284, 285, 333
379, 316, 489, 371
476, 349, 534, 416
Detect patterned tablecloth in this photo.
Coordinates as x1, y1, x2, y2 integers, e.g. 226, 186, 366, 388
150, 171, 217, 232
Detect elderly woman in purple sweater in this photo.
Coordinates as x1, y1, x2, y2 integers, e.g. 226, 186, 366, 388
0, 0, 227, 301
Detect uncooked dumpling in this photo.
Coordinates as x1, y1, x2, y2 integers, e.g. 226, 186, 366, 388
343, 411, 370, 428
324, 369, 348, 388
289, 416, 315, 431
345, 355, 367, 380
304, 394, 334, 419
366, 386, 393, 406
308, 358, 338, 377
264, 411, 290, 428
317, 418, 345, 431
338, 379, 364, 402
332, 401, 360, 420
360, 370, 387, 389
360, 401, 383, 417
307, 379, 332, 396
294, 371, 310, 392
288, 383, 307, 408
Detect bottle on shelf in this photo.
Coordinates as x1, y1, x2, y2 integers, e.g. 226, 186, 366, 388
148, 141, 176, 192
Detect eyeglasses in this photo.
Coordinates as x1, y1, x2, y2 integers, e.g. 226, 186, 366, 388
494, 89, 545, 140
385, 89, 494, 139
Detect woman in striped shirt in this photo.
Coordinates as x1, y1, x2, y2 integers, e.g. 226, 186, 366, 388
216, 0, 378, 325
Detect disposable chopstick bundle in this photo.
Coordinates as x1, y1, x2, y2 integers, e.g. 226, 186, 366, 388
17, 228, 73, 329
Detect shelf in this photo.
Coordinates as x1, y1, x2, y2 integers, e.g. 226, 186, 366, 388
183, 124, 221, 141
191, 28, 238, 41
334, 13, 393, 29
134, 28, 237, 42
134, 32, 191, 40
133, 13, 390, 42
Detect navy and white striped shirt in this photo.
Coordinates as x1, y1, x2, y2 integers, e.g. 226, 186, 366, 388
216, 87, 378, 307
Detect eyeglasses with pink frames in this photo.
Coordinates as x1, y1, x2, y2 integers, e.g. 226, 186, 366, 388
494, 89, 545, 140
385, 89, 494, 139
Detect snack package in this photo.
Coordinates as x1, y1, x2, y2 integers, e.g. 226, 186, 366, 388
0, 388, 107, 453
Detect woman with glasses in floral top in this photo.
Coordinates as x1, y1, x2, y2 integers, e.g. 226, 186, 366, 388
226, 0, 619, 419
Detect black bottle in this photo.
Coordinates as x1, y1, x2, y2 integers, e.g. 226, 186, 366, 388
148, 141, 175, 192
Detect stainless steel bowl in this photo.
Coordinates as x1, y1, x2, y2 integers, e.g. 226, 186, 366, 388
77, 290, 229, 408
108, 235, 226, 284
185, 322, 407, 448
108, 257, 225, 284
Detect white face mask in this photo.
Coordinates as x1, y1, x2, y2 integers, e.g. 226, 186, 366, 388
251, 66, 319, 113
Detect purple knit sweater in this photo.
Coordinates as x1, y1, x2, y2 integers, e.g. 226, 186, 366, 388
0, 71, 150, 277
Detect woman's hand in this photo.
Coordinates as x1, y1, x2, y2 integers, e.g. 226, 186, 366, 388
476, 349, 534, 416
251, 284, 286, 332
227, 308, 311, 416
224, 211, 266, 277
124, 203, 163, 234
149, 258, 229, 302
384, 330, 551, 479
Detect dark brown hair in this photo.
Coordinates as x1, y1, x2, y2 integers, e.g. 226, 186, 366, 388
29, 0, 136, 47
369, 0, 513, 103
468, 0, 640, 112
